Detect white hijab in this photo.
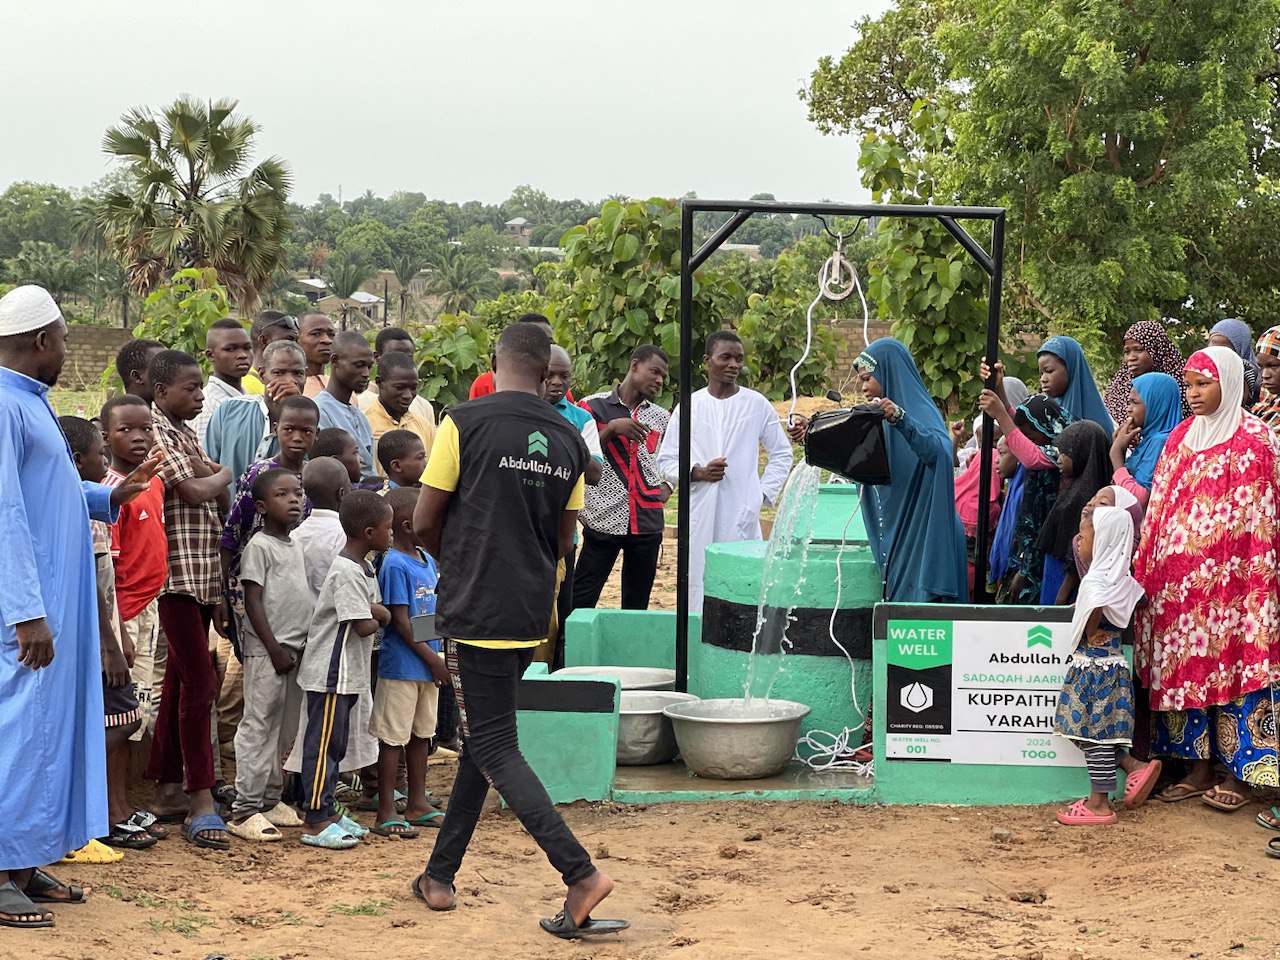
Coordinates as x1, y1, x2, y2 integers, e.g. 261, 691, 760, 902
1068, 506, 1143, 654
1182, 346, 1244, 453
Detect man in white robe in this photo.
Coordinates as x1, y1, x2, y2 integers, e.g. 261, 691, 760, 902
658, 331, 793, 612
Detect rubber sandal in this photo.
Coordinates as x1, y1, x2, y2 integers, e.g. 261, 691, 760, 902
211, 783, 237, 808
338, 814, 369, 838
24, 869, 85, 905
355, 791, 407, 813
1122, 760, 1163, 809
60, 839, 124, 864
411, 872, 454, 911
225, 813, 283, 842
540, 901, 630, 940
262, 803, 304, 828
372, 820, 420, 839
1203, 786, 1250, 812
407, 810, 445, 828
1256, 806, 1280, 832
1268, 837, 1280, 859
1055, 799, 1118, 826
0, 881, 53, 929
103, 820, 159, 850
1156, 781, 1211, 803
300, 823, 358, 850
182, 813, 231, 851
127, 810, 170, 839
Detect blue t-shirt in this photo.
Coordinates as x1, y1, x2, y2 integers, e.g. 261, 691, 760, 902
376, 547, 439, 682
315, 391, 376, 478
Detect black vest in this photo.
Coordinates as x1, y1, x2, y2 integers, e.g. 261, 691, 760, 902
437, 391, 588, 641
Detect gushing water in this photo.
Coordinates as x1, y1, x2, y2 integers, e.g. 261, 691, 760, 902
742, 462, 824, 704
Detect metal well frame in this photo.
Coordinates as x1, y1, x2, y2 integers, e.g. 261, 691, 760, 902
675, 199, 1006, 691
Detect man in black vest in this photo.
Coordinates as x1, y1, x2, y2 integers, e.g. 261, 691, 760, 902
411, 324, 627, 940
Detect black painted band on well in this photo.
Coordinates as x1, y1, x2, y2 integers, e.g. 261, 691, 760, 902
701, 597, 873, 659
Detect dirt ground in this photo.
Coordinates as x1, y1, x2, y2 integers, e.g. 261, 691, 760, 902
22, 503, 1280, 960
20, 790, 1280, 960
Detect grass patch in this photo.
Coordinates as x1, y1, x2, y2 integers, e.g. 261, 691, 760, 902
130, 891, 164, 908
48, 386, 111, 417
102, 883, 123, 900
374, 872, 395, 879
331, 898, 392, 917
276, 910, 316, 927
144, 913, 207, 939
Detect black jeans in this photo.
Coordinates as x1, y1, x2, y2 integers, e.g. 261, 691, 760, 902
426, 642, 595, 888
572, 528, 663, 611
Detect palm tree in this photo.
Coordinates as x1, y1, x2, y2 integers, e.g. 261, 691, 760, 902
97, 96, 293, 309
512, 248, 557, 292
7, 241, 85, 306
426, 246, 498, 315
325, 250, 375, 330
391, 253, 429, 321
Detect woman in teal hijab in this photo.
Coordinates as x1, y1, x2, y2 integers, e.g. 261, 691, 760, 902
1111, 371, 1182, 493
1038, 335, 1113, 439
852, 337, 968, 603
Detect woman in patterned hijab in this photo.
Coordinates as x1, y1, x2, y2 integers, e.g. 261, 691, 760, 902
1103, 321, 1188, 424
1253, 325, 1280, 431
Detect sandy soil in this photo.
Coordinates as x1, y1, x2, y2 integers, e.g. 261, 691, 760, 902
21, 789, 1280, 960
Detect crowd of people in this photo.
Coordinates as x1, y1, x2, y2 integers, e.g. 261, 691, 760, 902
4, 269, 1280, 934
801, 321, 1280, 844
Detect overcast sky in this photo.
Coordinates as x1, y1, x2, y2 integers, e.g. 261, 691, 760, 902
0, 0, 888, 206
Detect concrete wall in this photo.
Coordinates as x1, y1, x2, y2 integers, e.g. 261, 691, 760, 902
62, 324, 132, 390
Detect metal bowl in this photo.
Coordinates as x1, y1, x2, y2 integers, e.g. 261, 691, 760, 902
663, 698, 811, 780
617, 691, 700, 766
550, 665, 676, 691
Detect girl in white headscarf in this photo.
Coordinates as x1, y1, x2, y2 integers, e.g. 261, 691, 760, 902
1135, 346, 1280, 810
1054, 506, 1161, 825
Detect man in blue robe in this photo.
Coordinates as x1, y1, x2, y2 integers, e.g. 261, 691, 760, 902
0, 286, 152, 928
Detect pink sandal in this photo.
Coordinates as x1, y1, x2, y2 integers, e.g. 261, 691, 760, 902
1122, 760, 1162, 809
1056, 799, 1117, 826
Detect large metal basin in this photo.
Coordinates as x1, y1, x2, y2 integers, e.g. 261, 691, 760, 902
550, 665, 676, 691
617, 691, 700, 766
663, 698, 811, 780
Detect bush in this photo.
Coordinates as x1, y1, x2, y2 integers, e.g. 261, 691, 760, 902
414, 313, 491, 409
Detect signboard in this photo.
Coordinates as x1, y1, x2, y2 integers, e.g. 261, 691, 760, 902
884, 616, 1084, 767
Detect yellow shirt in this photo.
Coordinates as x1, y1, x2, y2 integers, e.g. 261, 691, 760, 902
425, 416, 584, 649
242, 371, 265, 395
361, 397, 437, 477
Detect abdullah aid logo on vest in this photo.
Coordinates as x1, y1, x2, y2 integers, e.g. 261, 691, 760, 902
498, 430, 575, 485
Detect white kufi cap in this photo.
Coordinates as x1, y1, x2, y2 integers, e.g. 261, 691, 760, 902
0, 285, 63, 336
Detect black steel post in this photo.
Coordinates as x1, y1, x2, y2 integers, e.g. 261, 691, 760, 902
972, 214, 1005, 600
675, 204, 694, 693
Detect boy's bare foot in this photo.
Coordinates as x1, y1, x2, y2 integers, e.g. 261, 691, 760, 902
418, 875, 455, 911
565, 869, 614, 927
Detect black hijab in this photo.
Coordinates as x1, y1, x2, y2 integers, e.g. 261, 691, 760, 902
1035, 420, 1111, 560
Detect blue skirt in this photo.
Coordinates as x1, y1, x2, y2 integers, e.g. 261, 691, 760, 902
1054, 629, 1134, 746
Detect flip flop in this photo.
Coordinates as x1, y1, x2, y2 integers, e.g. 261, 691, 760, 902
1055, 799, 1118, 826
0, 881, 53, 929
1122, 760, 1163, 809
299, 823, 358, 850
406, 810, 445, 828
1256, 806, 1280, 832
127, 810, 170, 839
1203, 786, 1250, 812
182, 813, 231, 851
103, 820, 159, 850
1268, 837, 1280, 859
1156, 781, 1211, 803
24, 869, 85, 905
60, 839, 124, 864
355, 791, 407, 813
540, 902, 630, 940
372, 820, 420, 839
411, 872, 455, 911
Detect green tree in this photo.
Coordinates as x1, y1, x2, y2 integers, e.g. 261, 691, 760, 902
0, 182, 75, 260
324, 250, 376, 329
426, 246, 498, 314
5, 241, 85, 306
457, 224, 512, 266
335, 218, 394, 269
130, 267, 232, 366
546, 198, 744, 404
391, 253, 429, 320
98, 96, 293, 309
414, 312, 491, 408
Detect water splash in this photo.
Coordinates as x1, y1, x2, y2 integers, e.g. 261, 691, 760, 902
742, 462, 823, 704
